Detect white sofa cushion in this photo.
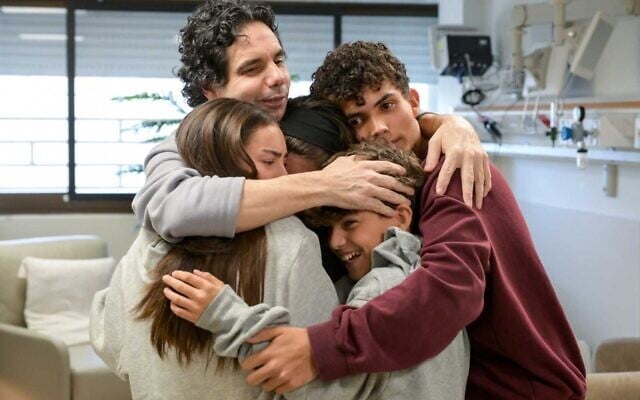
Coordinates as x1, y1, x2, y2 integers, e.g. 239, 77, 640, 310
18, 257, 115, 345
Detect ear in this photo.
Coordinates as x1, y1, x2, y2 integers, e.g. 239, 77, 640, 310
394, 203, 413, 231
408, 88, 421, 118
202, 87, 219, 101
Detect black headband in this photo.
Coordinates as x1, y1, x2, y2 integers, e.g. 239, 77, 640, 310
280, 106, 343, 154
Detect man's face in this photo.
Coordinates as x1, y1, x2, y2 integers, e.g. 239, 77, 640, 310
328, 211, 402, 281
341, 80, 422, 154
204, 22, 290, 121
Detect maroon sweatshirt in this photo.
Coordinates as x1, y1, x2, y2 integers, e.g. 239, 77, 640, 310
307, 162, 586, 399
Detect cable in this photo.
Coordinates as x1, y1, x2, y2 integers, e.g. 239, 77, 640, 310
462, 89, 486, 106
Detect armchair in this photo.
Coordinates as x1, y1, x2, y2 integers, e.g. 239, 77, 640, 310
0, 235, 131, 400
582, 337, 640, 400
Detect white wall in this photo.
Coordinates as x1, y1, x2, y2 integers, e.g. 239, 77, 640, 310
493, 157, 640, 349
0, 214, 139, 261
440, 0, 640, 350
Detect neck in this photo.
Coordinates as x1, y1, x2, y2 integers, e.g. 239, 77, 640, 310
413, 133, 429, 161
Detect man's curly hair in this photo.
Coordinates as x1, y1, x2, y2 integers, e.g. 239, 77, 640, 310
310, 41, 409, 106
303, 138, 424, 228
177, 0, 279, 107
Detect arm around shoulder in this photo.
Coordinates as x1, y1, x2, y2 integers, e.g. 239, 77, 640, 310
308, 190, 491, 380
132, 134, 245, 241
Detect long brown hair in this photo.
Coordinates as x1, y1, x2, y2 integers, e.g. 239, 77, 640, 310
135, 98, 277, 371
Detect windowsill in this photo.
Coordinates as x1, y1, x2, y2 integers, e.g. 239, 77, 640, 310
0, 193, 134, 214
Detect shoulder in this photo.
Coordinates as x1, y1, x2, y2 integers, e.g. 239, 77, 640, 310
266, 216, 318, 247
368, 267, 407, 291
264, 216, 320, 265
347, 267, 406, 306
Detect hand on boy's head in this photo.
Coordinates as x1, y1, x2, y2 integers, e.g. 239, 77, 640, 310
241, 327, 317, 394
421, 114, 492, 209
320, 155, 413, 217
161, 269, 224, 324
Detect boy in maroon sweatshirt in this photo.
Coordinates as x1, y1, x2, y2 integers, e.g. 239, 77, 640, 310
241, 41, 586, 400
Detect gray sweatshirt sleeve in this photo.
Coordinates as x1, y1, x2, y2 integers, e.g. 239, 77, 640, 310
90, 255, 129, 382
131, 134, 245, 242
196, 285, 291, 361
346, 269, 406, 309
193, 218, 337, 362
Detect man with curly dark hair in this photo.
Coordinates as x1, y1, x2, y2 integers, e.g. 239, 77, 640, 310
241, 41, 587, 400
176, 0, 282, 112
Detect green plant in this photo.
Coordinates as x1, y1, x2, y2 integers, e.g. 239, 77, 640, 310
111, 91, 187, 175
111, 91, 187, 142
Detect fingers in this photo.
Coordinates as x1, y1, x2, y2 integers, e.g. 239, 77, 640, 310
161, 274, 201, 301
241, 350, 267, 372
423, 133, 442, 172
163, 285, 196, 308
193, 269, 223, 285
244, 363, 295, 393
245, 364, 279, 389
247, 326, 283, 344
435, 149, 460, 197
348, 160, 413, 198
473, 153, 485, 210
169, 301, 198, 323
483, 155, 492, 197
358, 159, 406, 176
261, 377, 280, 393
460, 150, 475, 208
169, 270, 210, 290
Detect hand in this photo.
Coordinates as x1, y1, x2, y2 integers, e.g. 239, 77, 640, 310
320, 155, 414, 217
421, 114, 492, 209
162, 269, 224, 323
241, 327, 317, 394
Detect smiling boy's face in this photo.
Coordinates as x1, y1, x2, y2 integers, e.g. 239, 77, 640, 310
328, 206, 412, 281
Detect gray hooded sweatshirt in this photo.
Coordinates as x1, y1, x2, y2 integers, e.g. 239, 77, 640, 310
195, 226, 470, 400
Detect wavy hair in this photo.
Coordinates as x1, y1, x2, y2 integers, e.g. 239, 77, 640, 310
311, 41, 409, 106
176, 0, 279, 107
135, 98, 277, 372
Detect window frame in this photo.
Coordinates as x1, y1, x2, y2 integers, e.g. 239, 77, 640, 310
0, 0, 437, 213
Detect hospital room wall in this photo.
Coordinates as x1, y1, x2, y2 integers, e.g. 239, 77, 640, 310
436, 0, 640, 349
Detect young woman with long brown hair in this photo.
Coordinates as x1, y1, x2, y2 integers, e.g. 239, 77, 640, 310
90, 98, 339, 399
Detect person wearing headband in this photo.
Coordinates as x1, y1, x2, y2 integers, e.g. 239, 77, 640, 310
280, 96, 352, 174
278, 95, 354, 282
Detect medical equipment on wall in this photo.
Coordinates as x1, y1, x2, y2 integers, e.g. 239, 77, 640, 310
435, 34, 504, 140
438, 35, 493, 80
560, 106, 593, 168
510, 0, 637, 159
511, 0, 640, 96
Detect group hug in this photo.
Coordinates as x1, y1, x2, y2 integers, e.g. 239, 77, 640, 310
90, 1, 587, 399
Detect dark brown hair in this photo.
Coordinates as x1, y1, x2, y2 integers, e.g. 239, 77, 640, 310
310, 41, 409, 106
177, 0, 279, 107
304, 139, 424, 227
135, 98, 277, 371
281, 95, 354, 169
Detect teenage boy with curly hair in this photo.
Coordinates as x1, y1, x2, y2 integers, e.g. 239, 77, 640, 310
241, 41, 587, 400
